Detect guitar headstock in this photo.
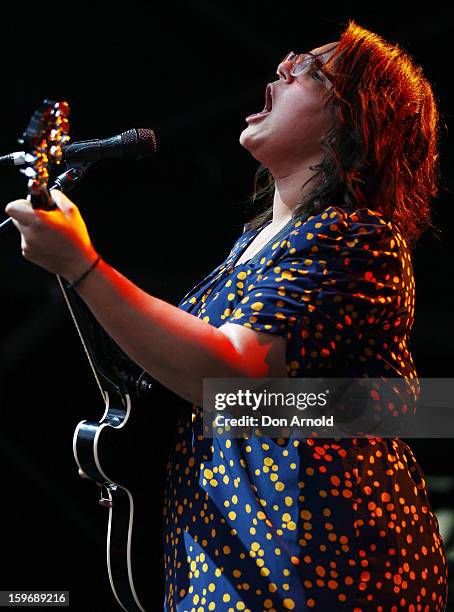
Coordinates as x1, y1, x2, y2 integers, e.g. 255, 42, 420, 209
20, 99, 70, 210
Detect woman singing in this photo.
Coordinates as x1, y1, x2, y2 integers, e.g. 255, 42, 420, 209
5, 19, 448, 612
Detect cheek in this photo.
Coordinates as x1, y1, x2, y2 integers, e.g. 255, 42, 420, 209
277, 103, 329, 143
278, 90, 324, 123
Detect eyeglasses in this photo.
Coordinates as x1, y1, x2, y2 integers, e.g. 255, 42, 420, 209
278, 51, 335, 84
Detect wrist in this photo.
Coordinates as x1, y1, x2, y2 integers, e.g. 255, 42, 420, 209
64, 248, 101, 288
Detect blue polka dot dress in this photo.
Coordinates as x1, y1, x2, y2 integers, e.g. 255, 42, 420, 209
163, 205, 448, 611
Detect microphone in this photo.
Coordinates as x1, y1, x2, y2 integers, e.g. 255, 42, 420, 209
62, 128, 157, 162
0, 128, 157, 166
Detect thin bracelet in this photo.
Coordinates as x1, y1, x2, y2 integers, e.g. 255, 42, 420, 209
67, 255, 102, 289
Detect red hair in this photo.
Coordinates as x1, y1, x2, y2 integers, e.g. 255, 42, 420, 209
245, 20, 443, 248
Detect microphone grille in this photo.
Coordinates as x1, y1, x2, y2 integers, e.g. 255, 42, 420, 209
137, 128, 157, 154
121, 128, 158, 158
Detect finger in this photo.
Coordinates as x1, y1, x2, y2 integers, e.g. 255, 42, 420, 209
50, 189, 76, 219
5, 199, 31, 214
4, 200, 36, 226
8, 216, 21, 233
6, 215, 32, 246
20, 233, 29, 256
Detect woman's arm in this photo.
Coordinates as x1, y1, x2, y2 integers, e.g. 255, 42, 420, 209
5, 191, 287, 406
61, 259, 288, 405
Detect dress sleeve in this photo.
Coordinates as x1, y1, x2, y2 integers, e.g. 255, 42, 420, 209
225, 206, 408, 344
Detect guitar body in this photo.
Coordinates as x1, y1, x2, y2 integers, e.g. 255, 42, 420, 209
73, 388, 164, 612
63, 285, 164, 612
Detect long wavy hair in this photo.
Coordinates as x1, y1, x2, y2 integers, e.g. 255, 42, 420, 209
243, 20, 443, 249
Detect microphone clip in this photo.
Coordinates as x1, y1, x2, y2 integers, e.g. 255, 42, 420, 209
52, 161, 93, 193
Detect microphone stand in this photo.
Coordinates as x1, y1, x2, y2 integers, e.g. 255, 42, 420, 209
0, 161, 93, 235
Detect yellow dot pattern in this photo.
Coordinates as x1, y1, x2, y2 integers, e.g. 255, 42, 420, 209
163, 206, 448, 610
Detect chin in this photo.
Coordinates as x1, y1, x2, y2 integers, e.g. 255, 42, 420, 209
239, 127, 250, 148
239, 125, 265, 155
239, 136, 277, 172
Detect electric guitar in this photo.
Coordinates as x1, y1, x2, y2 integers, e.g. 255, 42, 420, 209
18, 100, 160, 611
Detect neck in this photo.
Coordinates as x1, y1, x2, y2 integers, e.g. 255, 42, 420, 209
270, 160, 323, 225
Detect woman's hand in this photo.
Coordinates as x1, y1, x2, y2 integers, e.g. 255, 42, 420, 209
5, 189, 98, 283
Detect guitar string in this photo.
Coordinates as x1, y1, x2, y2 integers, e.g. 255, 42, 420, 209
56, 275, 106, 404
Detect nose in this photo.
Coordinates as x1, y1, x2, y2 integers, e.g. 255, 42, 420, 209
276, 58, 294, 83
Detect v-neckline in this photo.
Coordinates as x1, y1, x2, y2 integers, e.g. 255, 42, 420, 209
230, 217, 295, 270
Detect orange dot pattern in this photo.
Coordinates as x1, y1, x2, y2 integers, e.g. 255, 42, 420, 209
164, 206, 448, 610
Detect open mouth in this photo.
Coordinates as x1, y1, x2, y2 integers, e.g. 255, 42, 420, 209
256, 83, 273, 114
245, 84, 273, 122
262, 83, 273, 113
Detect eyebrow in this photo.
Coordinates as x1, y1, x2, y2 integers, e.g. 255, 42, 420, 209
306, 50, 335, 83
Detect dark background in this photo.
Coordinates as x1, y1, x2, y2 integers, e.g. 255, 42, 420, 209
0, 2, 452, 611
